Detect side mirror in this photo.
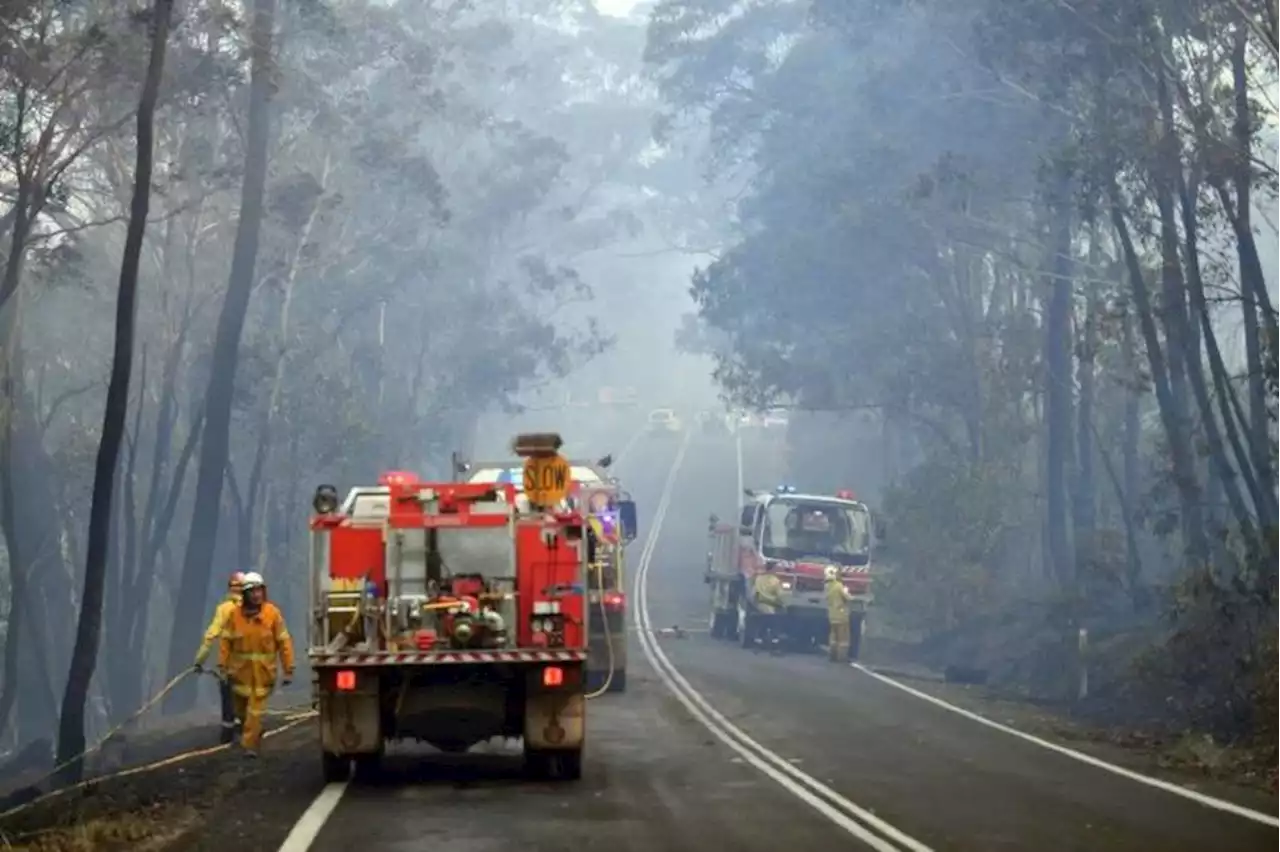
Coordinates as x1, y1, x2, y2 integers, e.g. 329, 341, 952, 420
618, 499, 638, 542
708, 513, 719, 529
597, 454, 613, 469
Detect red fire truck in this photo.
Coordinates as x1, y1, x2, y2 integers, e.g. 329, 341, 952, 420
307, 436, 591, 782
704, 486, 874, 657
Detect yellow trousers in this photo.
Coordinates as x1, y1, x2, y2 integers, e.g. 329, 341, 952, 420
827, 620, 851, 662
232, 691, 269, 751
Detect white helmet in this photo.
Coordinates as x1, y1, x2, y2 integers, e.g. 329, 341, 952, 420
823, 565, 839, 581
241, 571, 265, 590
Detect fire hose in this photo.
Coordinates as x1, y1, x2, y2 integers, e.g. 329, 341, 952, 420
0, 668, 316, 822
584, 560, 615, 700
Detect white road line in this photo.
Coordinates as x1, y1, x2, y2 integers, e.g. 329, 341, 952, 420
612, 422, 646, 467
853, 664, 1280, 828
277, 779, 349, 852
634, 430, 932, 852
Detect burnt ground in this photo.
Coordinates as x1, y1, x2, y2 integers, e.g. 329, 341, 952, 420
0, 715, 319, 852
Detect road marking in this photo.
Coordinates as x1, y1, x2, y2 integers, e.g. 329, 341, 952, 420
853, 664, 1280, 828
612, 422, 647, 467
277, 779, 349, 852
634, 430, 932, 852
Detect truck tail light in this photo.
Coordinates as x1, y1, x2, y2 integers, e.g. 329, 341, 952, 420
603, 591, 626, 612
335, 670, 356, 691
542, 666, 564, 687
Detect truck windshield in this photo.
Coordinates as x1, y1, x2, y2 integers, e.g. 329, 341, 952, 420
434, 528, 514, 579
762, 499, 871, 566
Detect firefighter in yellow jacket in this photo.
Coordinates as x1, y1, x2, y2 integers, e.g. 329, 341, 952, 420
824, 565, 855, 663
751, 562, 785, 650
194, 571, 244, 743
218, 571, 295, 756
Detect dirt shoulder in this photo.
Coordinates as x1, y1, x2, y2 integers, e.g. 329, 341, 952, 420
0, 716, 323, 852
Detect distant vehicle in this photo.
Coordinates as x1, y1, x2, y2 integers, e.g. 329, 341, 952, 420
762, 408, 789, 429
732, 410, 758, 431
647, 408, 682, 433
704, 486, 874, 657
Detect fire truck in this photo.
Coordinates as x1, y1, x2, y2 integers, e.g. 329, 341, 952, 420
307, 435, 593, 782
704, 486, 874, 658
454, 456, 637, 693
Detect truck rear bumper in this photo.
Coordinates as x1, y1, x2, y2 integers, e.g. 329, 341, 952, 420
310, 648, 588, 667
314, 658, 588, 755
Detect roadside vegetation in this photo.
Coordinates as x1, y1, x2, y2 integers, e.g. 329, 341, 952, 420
650, 0, 1278, 778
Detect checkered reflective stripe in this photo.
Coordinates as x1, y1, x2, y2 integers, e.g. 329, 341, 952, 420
842, 565, 871, 574
310, 649, 588, 666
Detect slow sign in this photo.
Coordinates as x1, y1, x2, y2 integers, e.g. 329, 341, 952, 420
523, 453, 571, 507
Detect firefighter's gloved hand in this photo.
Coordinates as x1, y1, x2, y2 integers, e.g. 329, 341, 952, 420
192, 662, 204, 674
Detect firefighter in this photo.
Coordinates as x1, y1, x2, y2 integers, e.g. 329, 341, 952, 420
218, 571, 295, 757
751, 562, 784, 652
194, 571, 245, 743
823, 565, 855, 662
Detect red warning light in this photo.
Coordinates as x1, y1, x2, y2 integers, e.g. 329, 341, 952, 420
335, 670, 357, 691
542, 666, 564, 687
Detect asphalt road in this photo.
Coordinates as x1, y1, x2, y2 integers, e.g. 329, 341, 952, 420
275, 424, 1275, 852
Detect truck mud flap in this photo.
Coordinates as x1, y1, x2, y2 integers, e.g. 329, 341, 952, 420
525, 683, 585, 750
320, 692, 382, 755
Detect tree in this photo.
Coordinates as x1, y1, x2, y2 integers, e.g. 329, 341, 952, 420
57, 0, 175, 780
164, 0, 278, 711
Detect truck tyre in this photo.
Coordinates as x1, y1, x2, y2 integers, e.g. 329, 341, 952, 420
848, 613, 865, 661
321, 751, 349, 783
354, 750, 383, 781
552, 748, 584, 781
525, 747, 584, 781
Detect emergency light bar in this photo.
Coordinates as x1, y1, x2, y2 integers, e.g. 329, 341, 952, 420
775, 484, 798, 494
512, 433, 564, 457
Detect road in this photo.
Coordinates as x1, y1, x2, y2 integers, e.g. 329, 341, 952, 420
278, 425, 1277, 852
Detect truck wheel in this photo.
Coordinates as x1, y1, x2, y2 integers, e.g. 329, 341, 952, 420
321, 751, 350, 783
848, 613, 865, 661
525, 748, 583, 781
551, 748, 584, 781
353, 750, 383, 781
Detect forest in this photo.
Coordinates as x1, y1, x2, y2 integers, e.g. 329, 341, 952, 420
0, 0, 722, 777
647, 0, 1278, 763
